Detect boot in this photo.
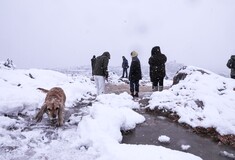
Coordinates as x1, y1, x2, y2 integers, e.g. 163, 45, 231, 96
131, 92, 134, 97
159, 86, 163, 92
152, 86, 158, 92
134, 92, 139, 97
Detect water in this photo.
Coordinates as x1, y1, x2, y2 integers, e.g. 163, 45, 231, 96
122, 109, 235, 160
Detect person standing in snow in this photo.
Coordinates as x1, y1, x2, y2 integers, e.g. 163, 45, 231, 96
121, 56, 129, 78
148, 46, 167, 91
129, 51, 142, 97
226, 55, 235, 79
91, 55, 96, 76
93, 52, 110, 95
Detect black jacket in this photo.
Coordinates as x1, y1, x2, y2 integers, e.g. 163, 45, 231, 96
129, 57, 142, 81
149, 52, 167, 81
91, 56, 96, 75
227, 55, 235, 77
122, 57, 129, 69
93, 52, 110, 77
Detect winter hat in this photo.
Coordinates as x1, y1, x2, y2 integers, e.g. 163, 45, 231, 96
151, 46, 161, 56
131, 51, 138, 57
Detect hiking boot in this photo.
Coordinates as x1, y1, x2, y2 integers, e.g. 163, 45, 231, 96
159, 86, 163, 92
131, 92, 134, 97
152, 86, 158, 92
134, 92, 139, 97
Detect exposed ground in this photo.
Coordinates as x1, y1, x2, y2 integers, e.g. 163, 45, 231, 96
106, 82, 235, 148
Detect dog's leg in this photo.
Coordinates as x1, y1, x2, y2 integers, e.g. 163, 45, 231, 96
58, 105, 64, 126
35, 104, 47, 122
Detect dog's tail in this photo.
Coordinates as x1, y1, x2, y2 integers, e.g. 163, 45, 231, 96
37, 88, 49, 93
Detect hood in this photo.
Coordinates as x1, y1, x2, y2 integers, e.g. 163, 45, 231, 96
231, 55, 235, 60
102, 52, 110, 59
151, 46, 161, 56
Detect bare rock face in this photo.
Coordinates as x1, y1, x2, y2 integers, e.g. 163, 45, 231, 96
172, 72, 187, 85
172, 66, 210, 85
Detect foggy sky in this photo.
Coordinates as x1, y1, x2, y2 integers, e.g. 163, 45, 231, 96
0, 0, 235, 74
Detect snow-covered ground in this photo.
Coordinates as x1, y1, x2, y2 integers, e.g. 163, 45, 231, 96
147, 66, 235, 136
0, 65, 203, 160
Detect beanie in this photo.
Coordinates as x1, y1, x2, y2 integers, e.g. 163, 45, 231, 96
131, 51, 138, 57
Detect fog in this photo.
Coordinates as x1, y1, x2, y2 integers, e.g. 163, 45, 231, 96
0, 0, 235, 74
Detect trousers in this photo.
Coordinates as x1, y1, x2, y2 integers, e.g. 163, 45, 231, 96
94, 75, 105, 95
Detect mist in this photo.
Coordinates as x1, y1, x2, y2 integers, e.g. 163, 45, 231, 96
0, 0, 235, 74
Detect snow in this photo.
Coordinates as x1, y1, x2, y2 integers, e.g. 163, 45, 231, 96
181, 145, 191, 151
158, 135, 171, 143
220, 151, 235, 159
148, 66, 235, 135
0, 66, 203, 160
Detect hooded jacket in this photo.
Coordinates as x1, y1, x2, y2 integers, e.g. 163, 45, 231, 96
227, 55, 235, 77
148, 46, 167, 81
122, 56, 129, 69
93, 52, 110, 77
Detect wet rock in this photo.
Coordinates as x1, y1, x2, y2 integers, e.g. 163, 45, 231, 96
173, 72, 188, 85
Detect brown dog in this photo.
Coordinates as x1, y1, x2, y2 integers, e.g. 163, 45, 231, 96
35, 87, 66, 126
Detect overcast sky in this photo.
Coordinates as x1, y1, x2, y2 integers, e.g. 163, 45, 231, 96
0, 0, 235, 74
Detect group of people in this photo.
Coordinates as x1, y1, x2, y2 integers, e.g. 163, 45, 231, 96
90, 50, 235, 97
91, 46, 167, 97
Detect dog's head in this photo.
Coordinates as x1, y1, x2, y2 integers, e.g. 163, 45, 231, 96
45, 98, 61, 121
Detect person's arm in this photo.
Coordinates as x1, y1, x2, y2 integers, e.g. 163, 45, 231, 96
227, 59, 232, 69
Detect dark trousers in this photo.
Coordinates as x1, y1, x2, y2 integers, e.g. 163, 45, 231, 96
231, 75, 235, 79
130, 80, 139, 93
152, 77, 164, 87
122, 68, 128, 78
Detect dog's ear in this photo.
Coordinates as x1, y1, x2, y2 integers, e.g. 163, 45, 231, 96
35, 103, 47, 122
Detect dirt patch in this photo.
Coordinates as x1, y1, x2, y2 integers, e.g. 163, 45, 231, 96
106, 83, 152, 94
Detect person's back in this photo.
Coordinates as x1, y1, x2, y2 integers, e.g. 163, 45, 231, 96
93, 52, 110, 77
93, 52, 110, 95
227, 55, 235, 79
122, 56, 129, 78
149, 52, 167, 78
129, 56, 142, 81
148, 46, 167, 91
122, 56, 129, 69
129, 51, 142, 97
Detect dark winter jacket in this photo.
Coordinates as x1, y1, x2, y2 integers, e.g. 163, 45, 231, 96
129, 56, 142, 81
227, 55, 235, 77
148, 46, 167, 82
93, 52, 110, 77
122, 57, 129, 69
91, 56, 96, 75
